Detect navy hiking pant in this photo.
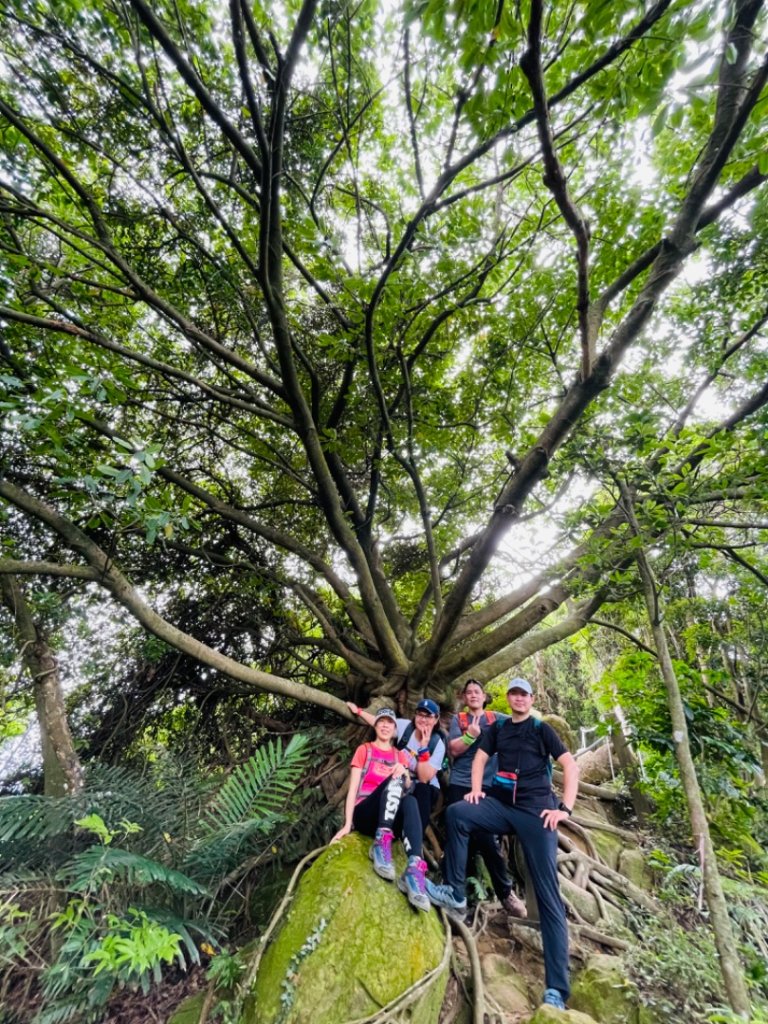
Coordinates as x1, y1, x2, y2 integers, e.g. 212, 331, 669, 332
445, 797, 569, 998
444, 784, 513, 903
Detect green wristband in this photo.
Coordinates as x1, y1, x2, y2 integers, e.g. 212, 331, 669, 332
462, 733, 475, 746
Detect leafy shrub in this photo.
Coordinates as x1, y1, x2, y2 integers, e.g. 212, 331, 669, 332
0, 733, 311, 1022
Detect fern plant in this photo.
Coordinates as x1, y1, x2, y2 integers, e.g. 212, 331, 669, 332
0, 733, 311, 1024
185, 733, 311, 882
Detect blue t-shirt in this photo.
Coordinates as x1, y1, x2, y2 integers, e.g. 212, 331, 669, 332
448, 710, 509, 788
396, 718, 445, 790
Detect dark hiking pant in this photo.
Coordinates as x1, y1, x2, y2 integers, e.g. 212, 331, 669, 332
411, 780, 439, 840
445, 797, 569, 998
444, 784, 513, 902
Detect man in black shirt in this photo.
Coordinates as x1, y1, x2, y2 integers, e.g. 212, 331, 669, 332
426, 677, 579, 1012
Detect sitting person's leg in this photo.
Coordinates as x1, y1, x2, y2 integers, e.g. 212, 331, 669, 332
395, 791, 430, 911
411, 780, 438, 838
353, 776, 405, 881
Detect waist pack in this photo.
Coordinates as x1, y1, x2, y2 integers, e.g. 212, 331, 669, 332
492, 770, 518, 803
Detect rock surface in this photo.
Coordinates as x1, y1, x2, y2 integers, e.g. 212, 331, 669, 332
569, 954, 656, 1024
243, 833, 448, 1024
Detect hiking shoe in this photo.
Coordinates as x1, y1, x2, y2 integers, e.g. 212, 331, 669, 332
542, 988, 566, 1010
370, 828, 395, 881
425, 880, 467, 920
501, 890, 528, 919
398, 856, 430, 912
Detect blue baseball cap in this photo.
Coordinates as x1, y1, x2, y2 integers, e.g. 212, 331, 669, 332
506, 677, 533, 696
416, 698, 440, 716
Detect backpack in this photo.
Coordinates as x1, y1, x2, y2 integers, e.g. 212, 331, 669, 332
396, 721, 450, 783
522, 716, 553, 781
457, 710, 497, 732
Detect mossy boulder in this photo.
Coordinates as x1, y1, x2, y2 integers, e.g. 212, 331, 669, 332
589, 829, 623, 871
167, 992, 206, 1024
480, 952, 531, 1015
528, 1006, 596, 1023
243, 834, 448, 1024
542, 714, 576, 751
617, 848, 654, 891
569, 954, 656, 1024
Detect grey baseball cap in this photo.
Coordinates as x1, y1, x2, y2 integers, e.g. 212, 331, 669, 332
506, 677, 533, 695
374, 707, 397, 723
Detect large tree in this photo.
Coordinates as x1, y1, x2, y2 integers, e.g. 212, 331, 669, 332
0, 0, 767, 715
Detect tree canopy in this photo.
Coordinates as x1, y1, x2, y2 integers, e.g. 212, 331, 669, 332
1, 0, 767, 715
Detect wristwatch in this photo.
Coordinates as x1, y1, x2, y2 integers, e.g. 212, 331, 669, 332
558, 802, 573, 816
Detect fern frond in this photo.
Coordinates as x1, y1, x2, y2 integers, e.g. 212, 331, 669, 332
200, 734, 310, 837
57, 847, 208, 898
0, 796, 76, 844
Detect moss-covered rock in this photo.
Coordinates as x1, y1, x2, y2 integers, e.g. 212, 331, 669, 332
243, 834, 448, 1024
167, 992, 206, 1024
589, 829, 623, 871
559, 876, 601, 925
542, 714, 576, 752
617, 848, 654, 891
569, 954, 656, 1024
480, 952, 531, 1015
528, 1005, 596, 1022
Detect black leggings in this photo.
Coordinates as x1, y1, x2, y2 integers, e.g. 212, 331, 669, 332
352, 776, 424, 858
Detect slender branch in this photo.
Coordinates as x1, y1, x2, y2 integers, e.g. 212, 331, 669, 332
126, 0, 263, 182
520, 0, 592, 378
402, 27, 424, 201
590, 617, 657, 657
0, 559, 99, 581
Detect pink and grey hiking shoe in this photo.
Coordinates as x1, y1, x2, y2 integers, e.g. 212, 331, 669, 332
398, 856, 430, 911
370, 828, 395, 881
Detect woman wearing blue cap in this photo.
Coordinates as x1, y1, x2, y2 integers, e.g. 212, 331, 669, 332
346, 698, 446, 911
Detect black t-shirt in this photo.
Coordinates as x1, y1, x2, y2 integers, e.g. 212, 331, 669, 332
478, 716, 567, 809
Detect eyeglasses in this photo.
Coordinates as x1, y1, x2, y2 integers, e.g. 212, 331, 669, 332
415, 710, 436, 718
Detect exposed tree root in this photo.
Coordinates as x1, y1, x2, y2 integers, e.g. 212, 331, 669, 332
445, 912, 486, 1024
571, 816, 640, 841
557, 837, 659, 914
552, 770, 622, 800
569, 923, 631, 951
559, 818, 602, 861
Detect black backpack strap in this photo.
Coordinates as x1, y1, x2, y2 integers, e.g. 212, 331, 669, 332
397, 721, 415, 751
533, 717, 553, 780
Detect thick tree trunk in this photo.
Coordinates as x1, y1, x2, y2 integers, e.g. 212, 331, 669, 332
622, 495, 751, 1018
610, 720, 653, 825
0, 575, 83, 796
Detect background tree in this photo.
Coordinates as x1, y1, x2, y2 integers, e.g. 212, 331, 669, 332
0, 0, 766, 720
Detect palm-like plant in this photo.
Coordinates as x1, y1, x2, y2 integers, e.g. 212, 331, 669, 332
0, 732, 312, 1023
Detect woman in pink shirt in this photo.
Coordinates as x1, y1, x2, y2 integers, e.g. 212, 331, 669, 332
331, 707, 430, 911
